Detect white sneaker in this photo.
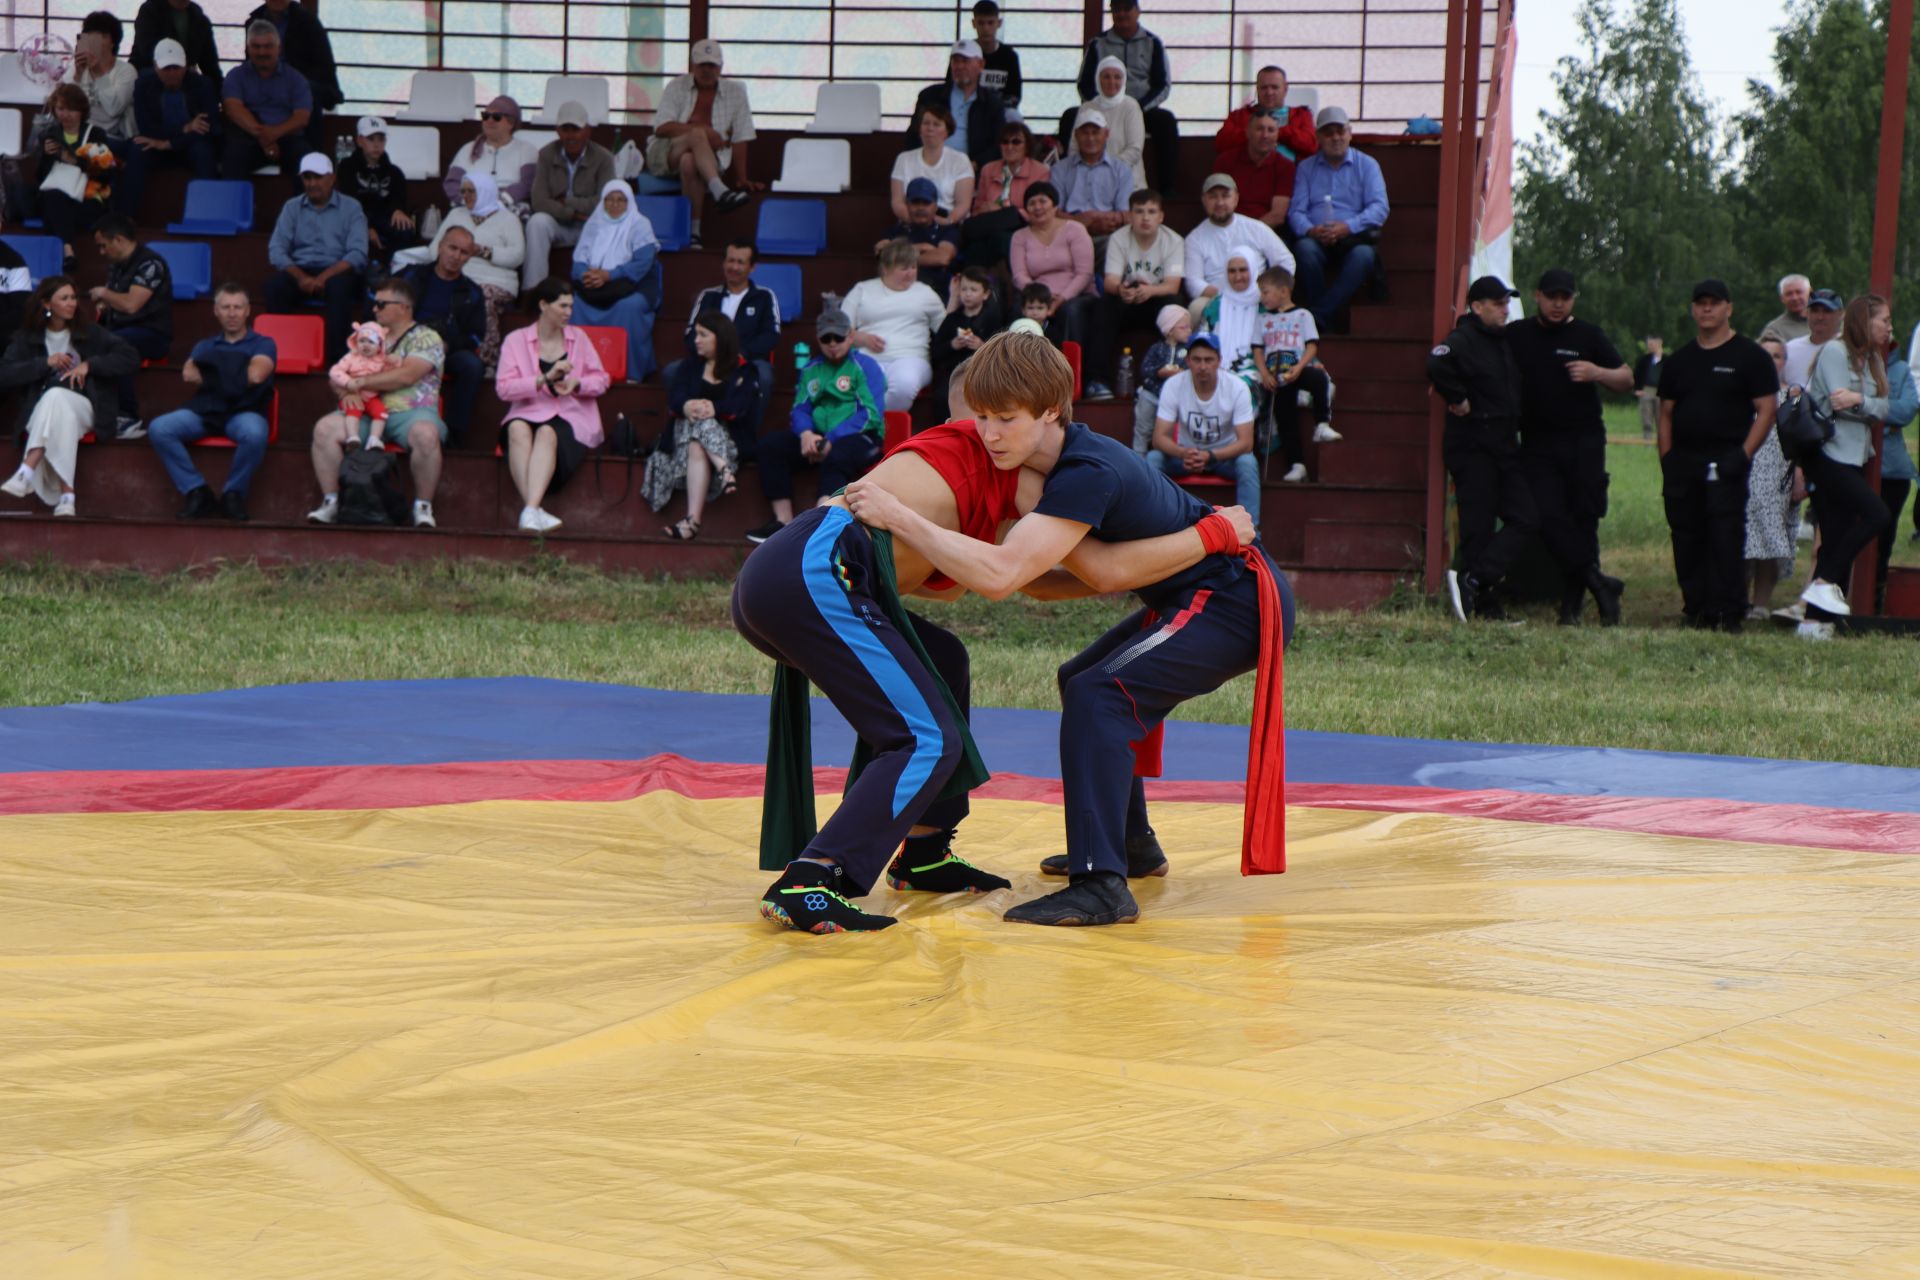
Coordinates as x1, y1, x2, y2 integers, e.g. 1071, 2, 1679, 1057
52, 494, 75, 518
1771, 601, 1806, 624
1281, 462, 1308, 482
1800, 579, 1850, 616
518, 506, 541, 532
1795, 521, 1815, 542
2, 465, 31, 498
534, 507, 562, 532
412, 500, 436, 529
1745, 604, 1771, 622
307, 495, 339, 524
1796, 619, 1835, 641
1312, 422, 1343, 443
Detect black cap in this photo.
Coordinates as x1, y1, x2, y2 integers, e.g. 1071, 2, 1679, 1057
1692, 278, 1731, 302
1808, 287, 1844, 311
1467, 275, 1517, 303
1536, 267, 1576, 295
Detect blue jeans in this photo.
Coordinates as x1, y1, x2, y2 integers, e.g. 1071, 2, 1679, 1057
1147, 448, 1261, 523
149, 408, 271, 495
1292, 236, 1378, 324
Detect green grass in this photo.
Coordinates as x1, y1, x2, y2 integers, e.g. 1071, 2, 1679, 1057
2, 409, 1915, 767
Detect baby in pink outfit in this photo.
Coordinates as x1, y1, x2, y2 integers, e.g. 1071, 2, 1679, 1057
329, 322, 396, 448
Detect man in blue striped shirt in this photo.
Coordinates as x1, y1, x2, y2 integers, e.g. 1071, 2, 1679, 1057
1287, 106, 1391, 326
263, 152, 367, 358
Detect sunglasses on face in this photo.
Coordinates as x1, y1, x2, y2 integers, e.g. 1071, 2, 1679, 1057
371, 298, 402, 310
482, 112, 511, 122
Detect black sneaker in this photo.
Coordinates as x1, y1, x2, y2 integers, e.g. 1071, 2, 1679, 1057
1585, 565, 1622, 627
759, 861, 896, 934
745, 518, 787, 544
885, 831, 1010, 893
1004, 872, 1139, 927
175, 485, 218, 520
715, 187, 751, 212
221, 489, 249, 522
1039, 827, 1168, 878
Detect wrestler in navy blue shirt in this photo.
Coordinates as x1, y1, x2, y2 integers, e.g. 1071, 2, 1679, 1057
1032, 421, 1258, 610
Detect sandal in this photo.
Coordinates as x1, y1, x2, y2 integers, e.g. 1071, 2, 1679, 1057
717, 466, 738, 499
664, 517, 701, 541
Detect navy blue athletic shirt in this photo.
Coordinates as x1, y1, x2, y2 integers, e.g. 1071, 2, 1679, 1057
1033, 422, 1251, 610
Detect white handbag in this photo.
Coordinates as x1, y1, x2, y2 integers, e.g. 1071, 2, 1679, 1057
40, 125, 93, 200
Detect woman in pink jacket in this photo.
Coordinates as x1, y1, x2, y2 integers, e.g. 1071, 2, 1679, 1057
495, 276, 611, 533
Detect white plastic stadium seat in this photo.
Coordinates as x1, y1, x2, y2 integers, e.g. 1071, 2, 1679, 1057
382, 125, 443, 180
0, 108, 20, 155
770, 138, 851, 193
806, 82, 882, 135
1284, 86, 1320, 116
0, 55, 42, 107
397, 71, 477, 123
533, 75, 612, 126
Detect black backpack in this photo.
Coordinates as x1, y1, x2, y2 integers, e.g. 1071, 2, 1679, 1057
337, 445, 409, 526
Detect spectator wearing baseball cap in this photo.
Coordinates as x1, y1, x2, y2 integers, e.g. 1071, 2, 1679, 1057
1287, 104, 1391, 325
130, 0, 223, 84
1428, 275, 1539, 622
264, 152, 369, 359
1049, 107, 1133, 240
969, 1, 1024, 107
124, 35, 219, 209
1781, 286, 1842, 387
878, 177, 962, 295
337, 115, 421, 264
446, 96, 539, 213
523, 101, 615, 292
648, 39, 759, 249
1183, 172, 1292, 325
1064, 0, 1179, 193
906, 37, 1008, 168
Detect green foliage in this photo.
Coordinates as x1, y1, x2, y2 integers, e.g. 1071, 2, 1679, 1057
1515, 0, 1732, 355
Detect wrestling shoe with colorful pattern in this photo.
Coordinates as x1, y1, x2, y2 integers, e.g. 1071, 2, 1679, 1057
884, 831, 1012, 894
1039, 827, 1169, 879
759, 862, 896, 934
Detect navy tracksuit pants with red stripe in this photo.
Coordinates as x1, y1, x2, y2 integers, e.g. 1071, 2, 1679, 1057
732, 505, 972, 894
1056, 559, 1294, 879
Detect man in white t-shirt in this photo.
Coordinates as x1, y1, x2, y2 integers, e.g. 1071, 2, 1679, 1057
1149, 332, 1260, 520
1782, 288, 1842, 387
1184, 173, 1292, 324
1090, 187, 1184, 393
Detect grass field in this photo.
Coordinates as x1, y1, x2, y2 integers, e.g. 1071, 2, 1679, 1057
3, 406, 1916, 767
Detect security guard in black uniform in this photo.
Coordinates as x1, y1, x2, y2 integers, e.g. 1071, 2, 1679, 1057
1428, 275, 1537, 622
1507, 268, 1632, 625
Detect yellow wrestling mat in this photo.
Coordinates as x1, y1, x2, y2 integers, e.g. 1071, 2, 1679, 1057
5, 792, 1920, 1278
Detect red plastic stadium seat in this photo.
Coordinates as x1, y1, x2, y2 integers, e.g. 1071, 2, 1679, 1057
192, 389, 280, 448
254, 314, 325, 374
580, 325, 627, 383
1062, 339, 1083, 399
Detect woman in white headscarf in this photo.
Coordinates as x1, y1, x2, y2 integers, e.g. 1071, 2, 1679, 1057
400, 171, 526, 369
1086, 55, 1146, 189
1201, 245, 1264, 386
566, 179, 663, 383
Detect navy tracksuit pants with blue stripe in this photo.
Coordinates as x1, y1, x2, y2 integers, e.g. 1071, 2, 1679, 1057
1056, 560, 1295, 879
732, 505, 971, 894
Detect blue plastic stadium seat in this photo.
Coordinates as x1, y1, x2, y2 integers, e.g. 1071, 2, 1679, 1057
0, 233, 62, 283
754, 263, 803, 324
166, 180, 254, 236
632, 195, 690, 252
755, 199, 827, 257
150, 240, 213, 300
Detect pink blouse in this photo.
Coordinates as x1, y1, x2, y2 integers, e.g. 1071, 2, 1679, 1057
495, 324, 612, 448
972, 156, 1050, 215
1009, 219, 1094, 302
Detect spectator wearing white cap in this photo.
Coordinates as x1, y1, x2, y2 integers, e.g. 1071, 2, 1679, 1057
1184, 173, 1291, 325
131, 0, 223, 83
907, 39, 1007, 168
1079, 56, 1145, 189
648, 39, 758, 249
264, 153, 368, 358
523, 101, 615, 293
123, 36, 218, 210
1048, 108, 1132, 238
337, 116, 420, 262
446, 96, 540, 213
1286, 105, 1390, 325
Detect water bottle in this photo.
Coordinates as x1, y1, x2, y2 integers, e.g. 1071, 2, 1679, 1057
334, 133, 354, 163
1114, 347, 1135, 399
1707, 461, 1718, 482
793, 341, 810, 372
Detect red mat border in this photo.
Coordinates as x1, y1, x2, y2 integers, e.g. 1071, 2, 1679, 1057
2, 754, 1915, 855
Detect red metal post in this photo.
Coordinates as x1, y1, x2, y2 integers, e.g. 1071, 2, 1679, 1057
1853, 0, 1912, 614
1424, 0, 1470, 596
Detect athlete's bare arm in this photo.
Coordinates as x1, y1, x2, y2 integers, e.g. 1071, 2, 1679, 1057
821, 451, 960, 596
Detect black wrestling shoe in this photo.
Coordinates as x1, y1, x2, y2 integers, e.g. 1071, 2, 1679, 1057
759, 861, 896, 934
1003, 872, 1139, 927
1039, 827, 1168, 878
1585, 564, 1622, 627
885, 831, 1011, 893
